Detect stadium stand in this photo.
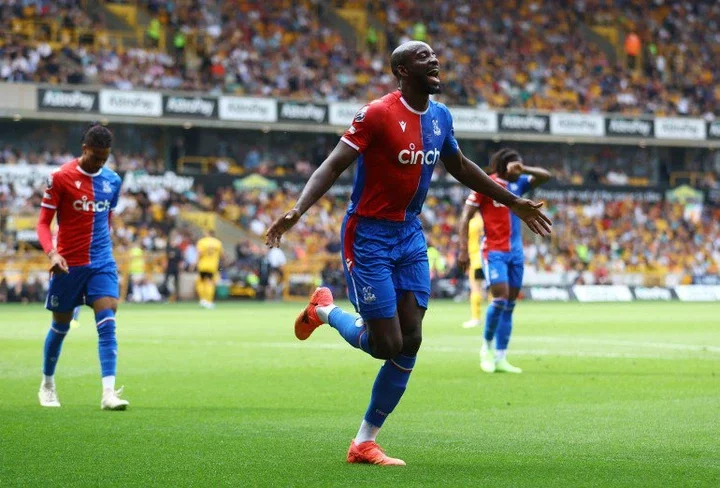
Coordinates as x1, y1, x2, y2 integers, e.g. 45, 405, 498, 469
1, 0, 720, 302
1, 0, 718, 115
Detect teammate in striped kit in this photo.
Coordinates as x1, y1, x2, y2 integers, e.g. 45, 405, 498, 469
463, 148, 552, 373
36, 124, 129, 410
266, 42, 551, 465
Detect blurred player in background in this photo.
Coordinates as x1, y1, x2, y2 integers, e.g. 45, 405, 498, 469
463, 148, 552, 373
457, 211, 486, 328
70, 306, 82, 329
196, 229, 223, 309
266, 41, 552, 466
36, 123, 128, 410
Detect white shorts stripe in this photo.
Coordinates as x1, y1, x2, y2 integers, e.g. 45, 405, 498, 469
349, 272, 361, 313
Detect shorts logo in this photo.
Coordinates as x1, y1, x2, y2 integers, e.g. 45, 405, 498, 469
432, 119, 441, 136
490, 269, 500, 280
50, 295, 59, 308
103, 181, 112, 193
362, 286, 376, 304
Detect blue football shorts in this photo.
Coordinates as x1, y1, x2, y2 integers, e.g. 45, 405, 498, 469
46, 265, 119, 312
341, 215, 431, 320
483, 250, 525, 289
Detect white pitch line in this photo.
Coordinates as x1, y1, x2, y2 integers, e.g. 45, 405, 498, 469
517, 336, 720, 353
121, 338, 720, 359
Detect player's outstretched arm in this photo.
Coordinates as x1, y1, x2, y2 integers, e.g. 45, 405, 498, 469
266, 142, 358, 248
457, 203, 477, 271
442, 150, 552, 236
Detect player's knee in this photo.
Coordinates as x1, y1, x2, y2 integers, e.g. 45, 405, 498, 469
92, 297, 118, 314
490, 286, 509, 300
401, 331, 422, 355
372, 335, 403, 360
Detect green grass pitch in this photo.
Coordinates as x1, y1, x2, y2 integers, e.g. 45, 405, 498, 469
1, 301, 719, 487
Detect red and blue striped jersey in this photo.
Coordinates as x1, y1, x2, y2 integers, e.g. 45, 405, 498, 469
466, 174, 533, 256
340, 91, 459, 221
40, 160, 122, 268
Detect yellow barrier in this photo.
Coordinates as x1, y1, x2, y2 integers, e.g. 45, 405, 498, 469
0, 251, 166, 304
335, 8, 367, 50
8, 19, 162, 51
104, 3, 138, 27
181, 211, 217, 231
283, 254, 334, 301
177, 156, 242, 175
670, 171, 711, 187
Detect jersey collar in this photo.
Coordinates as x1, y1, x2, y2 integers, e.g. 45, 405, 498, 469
399, 96, 429, 115
76, 164, 102, 177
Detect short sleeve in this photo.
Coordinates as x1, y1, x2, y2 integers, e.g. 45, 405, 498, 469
441, 108, 460, 157
465, 191, 484, 207
517, 174, 533, 195
110, 178, 121, 211
340, 103, 383, 154
41, 171, 61, 210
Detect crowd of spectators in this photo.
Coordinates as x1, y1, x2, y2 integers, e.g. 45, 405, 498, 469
2, 0, 719, 117
0, 146, 165, 173
529, 199, 720, 284
340, 0, 720, 117
211, 180, 720, 288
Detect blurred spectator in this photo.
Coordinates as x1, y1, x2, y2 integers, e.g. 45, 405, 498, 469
624, 32, 641, 71
163, 233, 183, 300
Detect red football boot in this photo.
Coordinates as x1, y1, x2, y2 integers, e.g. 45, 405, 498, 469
294, 287, 334, 340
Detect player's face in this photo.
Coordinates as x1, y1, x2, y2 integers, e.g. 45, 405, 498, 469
81, 145, 111, 173
408, 44, 441, 94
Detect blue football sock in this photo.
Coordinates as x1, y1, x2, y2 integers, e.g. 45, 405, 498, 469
495, 301, 516, 351
43, 321, 70, 376
95, 309, 117, 378
484, 299, 507, 342
364, 354, 416, 428
328, 308, 372, 355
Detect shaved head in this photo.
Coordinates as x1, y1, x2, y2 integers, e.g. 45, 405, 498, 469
391, 41, 432, 81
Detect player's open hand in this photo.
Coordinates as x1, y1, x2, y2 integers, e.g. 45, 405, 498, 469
48, 250, 69, 275
509, 198, 552, 236
265, 209, 301, 248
